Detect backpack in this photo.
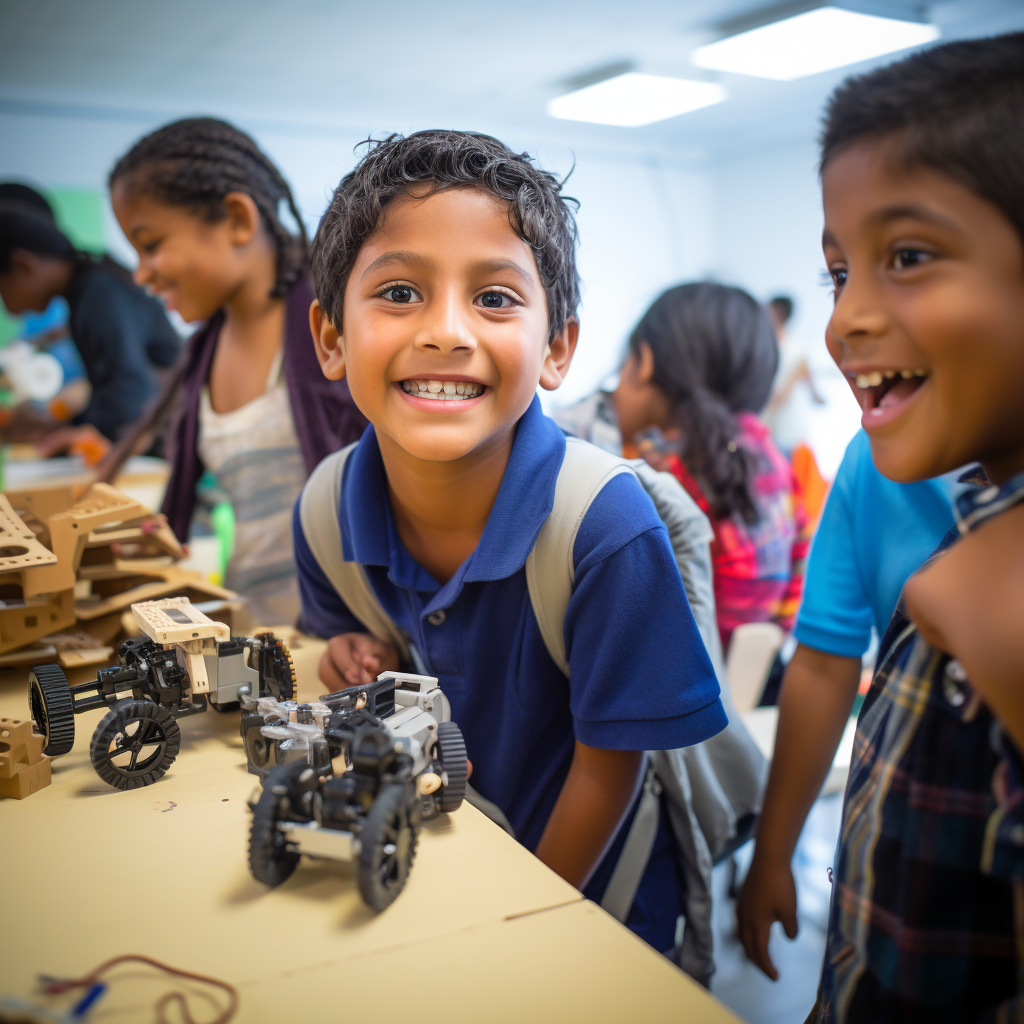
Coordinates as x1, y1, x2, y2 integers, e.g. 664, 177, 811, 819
299, 436, 766, 982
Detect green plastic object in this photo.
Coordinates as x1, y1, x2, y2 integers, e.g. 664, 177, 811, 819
211, 501, 235, 581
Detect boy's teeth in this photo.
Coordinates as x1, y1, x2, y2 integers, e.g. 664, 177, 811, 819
401, 379, 484, 401
856, 369, 929, 389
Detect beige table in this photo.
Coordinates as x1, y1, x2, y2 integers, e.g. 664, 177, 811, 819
0, 631, 739, 1023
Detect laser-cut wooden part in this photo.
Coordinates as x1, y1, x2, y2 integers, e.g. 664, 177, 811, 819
74, 567, 234, 620
0, 496, 60, 590
2, 486, 78, 524
58, 647, 114, 669
26, 483, 154, 596
0, 718, 51, 798
0, 590, 76, 656
131, 597, 230, 646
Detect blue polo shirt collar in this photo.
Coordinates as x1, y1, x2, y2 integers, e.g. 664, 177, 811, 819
340, 395, 565, 596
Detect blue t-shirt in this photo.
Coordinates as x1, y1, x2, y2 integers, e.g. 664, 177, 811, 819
793, 430, 957, 659
294, 395, 726, 949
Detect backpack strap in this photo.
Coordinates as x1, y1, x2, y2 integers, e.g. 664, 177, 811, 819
524, 437, 632, 677
298, 444, 410, 663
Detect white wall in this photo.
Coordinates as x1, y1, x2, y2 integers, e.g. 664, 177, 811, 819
708, 138, 861, 476
0, 108, 718, 410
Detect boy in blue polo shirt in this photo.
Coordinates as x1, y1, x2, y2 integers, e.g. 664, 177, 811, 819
293, 130, 726, 952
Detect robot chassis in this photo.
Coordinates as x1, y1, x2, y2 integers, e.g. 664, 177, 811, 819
26, 598, 295, 790
244, 672, 467, 911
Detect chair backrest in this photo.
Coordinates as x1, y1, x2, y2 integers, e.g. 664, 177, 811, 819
726, 622, 785, 714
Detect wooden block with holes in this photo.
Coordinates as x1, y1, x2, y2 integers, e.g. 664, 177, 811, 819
0, 496, 77, 655
0, 718, 51, 799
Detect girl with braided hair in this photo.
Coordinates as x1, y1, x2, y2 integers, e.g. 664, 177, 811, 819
109, 117, 366, 625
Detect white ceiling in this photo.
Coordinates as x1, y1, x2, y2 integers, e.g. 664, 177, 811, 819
3, 0, 1023, 163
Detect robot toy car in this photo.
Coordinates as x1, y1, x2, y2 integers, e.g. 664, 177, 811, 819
246, 672, 466, 910
26, 597, 295, 790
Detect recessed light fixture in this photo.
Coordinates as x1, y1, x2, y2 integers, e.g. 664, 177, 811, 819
547, 73, 727, 127
692, 6, 940, 81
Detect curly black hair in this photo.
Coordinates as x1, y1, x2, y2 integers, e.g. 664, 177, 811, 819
629, 282, 779, 525
820, 32, 1024, 245
109, 117, 307, 297
311, 130, 580, 341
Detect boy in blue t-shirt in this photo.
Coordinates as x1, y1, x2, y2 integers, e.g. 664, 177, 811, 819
293, 131, 726, 952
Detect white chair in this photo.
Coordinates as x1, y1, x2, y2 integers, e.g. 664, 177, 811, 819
726, 621, 785, 714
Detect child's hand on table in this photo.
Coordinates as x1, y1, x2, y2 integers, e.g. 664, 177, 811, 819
319, 632, 400, 689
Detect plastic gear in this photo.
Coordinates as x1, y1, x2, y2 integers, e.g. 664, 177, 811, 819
436, 721, 468, 813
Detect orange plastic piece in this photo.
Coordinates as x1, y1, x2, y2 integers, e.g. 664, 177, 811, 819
70, 432, 111, 467
0, 717, 52, 799
791, 442, 830, 528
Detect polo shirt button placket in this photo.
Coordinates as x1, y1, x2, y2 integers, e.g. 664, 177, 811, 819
427, 609, 446, 626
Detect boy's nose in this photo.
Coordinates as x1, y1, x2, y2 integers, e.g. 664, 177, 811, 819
414, 295, 476, 355
828, 273, 890, 353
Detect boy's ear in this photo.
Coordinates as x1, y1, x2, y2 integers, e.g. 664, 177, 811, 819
222, 191, 261, 247
309, 299, 347, 380
538, 319, 580, 392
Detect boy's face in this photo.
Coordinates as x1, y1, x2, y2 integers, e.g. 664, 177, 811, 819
822, 138, 1024, 484
313, 187, 576, 464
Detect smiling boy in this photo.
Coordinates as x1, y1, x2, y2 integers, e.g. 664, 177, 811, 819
293, 131, 726, 952
810, 34, 1024, 1023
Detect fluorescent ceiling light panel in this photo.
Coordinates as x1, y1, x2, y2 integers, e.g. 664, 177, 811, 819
692, 7, 940, 81
547, 73, 727, 127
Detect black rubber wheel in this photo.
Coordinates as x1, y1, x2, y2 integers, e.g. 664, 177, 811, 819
89, 699, 180, 790
248, 762, 303, 886
436, 721, 468, 813
358, 783, 419, 911
27, 664, 75, 756
256, 633, 295, 701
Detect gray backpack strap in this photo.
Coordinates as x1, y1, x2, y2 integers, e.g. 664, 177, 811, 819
524, 437, 631, 676
299, 444, 410, 663
599, 761, 661, 923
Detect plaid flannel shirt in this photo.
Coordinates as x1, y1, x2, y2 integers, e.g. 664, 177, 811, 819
818, 469, 1024, 1024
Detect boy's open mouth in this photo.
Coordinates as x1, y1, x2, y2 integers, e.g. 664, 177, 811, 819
400, 379, 485, 402
853, 367, 928, 420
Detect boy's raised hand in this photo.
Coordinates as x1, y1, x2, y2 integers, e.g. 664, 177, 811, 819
319, 632, 400, 690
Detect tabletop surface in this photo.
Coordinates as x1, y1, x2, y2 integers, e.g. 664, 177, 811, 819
0, 628, 740, 1023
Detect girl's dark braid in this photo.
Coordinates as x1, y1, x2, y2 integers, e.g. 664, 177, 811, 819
110, 118, 307, 297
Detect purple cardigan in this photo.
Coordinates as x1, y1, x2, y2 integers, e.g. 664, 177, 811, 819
161, 277, 368, 542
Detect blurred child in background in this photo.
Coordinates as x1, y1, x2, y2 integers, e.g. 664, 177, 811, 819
559, 282, 809, 653
109, 118, 366, 625
0, 181, 180, 447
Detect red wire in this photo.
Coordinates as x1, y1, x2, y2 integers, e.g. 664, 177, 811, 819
43, 954, 238, 1024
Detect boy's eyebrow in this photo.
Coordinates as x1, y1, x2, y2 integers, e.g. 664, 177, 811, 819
869, 203, 964, 233
473, 257, 535, 290
360, 250, 425, 280
360, 253, 536, 290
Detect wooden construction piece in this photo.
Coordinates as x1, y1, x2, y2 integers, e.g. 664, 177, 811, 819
75, 566, 234, 621
131, 597, 230, 646
0, 495, 59, 598
0, 589, 76, 656
0, 717, 51, 799
57, 647, 114, 669
2, 486, 78, 524
25, 483, 154, 596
